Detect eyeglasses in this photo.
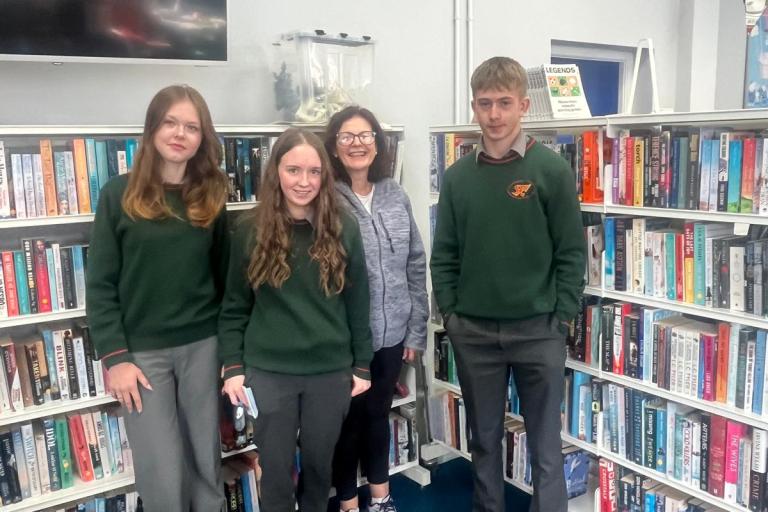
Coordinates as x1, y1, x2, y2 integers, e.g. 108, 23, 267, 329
474, 98, 518, 112
336, 131, 376, 146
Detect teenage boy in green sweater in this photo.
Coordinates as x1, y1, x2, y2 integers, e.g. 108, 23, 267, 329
430, 56, 586, 512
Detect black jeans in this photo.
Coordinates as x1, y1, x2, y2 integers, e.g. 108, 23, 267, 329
447, 313, 568, 512
332, 342, 405, 501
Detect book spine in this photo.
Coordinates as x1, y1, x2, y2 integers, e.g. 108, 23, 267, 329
10, 154, 26, 219
21, 239, 38, 314
2, 251, 19, 317
73, 336, 90, 399
55, 418, 73, 488
38, 139, 58, 215
31, 154, 46, 218
43, 418, 61, 492
0, 141, 10, 218
63, 331, 80, 400
33, 239, 52, 313
72, 138, 92, 214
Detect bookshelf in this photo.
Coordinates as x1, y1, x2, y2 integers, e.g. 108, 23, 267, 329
0, 122, 410, 509
423, 110, 768, 512
3, 472, 135, 512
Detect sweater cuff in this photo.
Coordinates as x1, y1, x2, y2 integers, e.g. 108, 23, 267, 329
100, 349, 134, 370
352, 364, 371, 381
222, 364, 245, 380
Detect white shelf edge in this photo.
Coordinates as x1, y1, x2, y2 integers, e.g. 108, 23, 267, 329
0, 395, 117, 427
564, 359, 601, 378
0, 203, 260, 229
392, 394, 416, 408
580, 204, 603, 213
503, 474, 534, 495
221, 444, 257, 460
3, 472, 135, 512
582, 287, 768, 330
0, 214, 95, 229
0, 308, 86, 329
431, 379, 461, 395
605, 108, 768, 127
605, 204, 768, 226
434, 439, 471, 461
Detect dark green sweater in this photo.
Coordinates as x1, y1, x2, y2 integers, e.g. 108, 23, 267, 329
86, 175, 229, 369
430, 141, 586, 323
218, 212, 373, 380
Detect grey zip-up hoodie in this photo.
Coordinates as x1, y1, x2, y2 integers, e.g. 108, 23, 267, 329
337, 178, 428, 352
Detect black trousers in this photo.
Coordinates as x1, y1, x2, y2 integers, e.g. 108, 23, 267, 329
446, 313, 567, 512
332, 342, 405, 501
246, 367, 352, 512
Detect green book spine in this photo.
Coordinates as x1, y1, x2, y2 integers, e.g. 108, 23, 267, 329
55, 418, 73, 488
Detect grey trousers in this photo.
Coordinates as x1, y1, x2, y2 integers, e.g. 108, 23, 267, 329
246, 367, 352, 512
446, 313, 567, 512
122, 336, 224, 512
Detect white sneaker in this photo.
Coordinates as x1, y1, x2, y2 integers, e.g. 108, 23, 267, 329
369, 495, 397, 512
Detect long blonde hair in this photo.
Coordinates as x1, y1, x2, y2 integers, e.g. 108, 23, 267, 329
246, 128, 347, 296
122, 85, 228, 227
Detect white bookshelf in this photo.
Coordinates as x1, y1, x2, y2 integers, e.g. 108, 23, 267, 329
3, 472, 135, 512
0, 307, 86, 329
0, 395, 117, 428
222, 443, 257, 460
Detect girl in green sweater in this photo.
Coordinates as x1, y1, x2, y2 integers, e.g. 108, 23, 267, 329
219, 128, 373, 512
86, 85, 229, 511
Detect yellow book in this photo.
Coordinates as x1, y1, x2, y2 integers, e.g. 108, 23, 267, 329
633, 138, 644, 207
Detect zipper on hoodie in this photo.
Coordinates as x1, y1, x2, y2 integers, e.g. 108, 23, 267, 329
371, 214, 388, 344
378, 213, 395, 253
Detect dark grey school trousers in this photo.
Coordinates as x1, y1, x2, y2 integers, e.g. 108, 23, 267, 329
445, 313, 568, 512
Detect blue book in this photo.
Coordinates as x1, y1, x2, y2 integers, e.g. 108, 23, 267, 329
124, 139, 138, 170
698, 337, 706, 399
95, 497, 106, 512
53, 152, 69, 214
563, 450, 590, 498
645, 490, 656, 511
753, 330, 767, 414
85, 138, 100, 209
95, 140, 110, 193
665, 232, 677, 300
727, 139, 743, 213
240, 467, 253, 512
655, 406, 667, 473
11, 428, 30, 499
570, 371, 591, 438
45, 247, 58, 312
605, 217, 615, 289
13, 250, 30, 315
71, 245, 85, 308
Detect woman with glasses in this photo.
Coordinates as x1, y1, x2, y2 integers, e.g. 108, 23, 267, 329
324, 107, 428, 512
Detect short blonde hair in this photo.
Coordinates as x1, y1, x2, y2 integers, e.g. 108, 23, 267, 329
471, 57, 528, 98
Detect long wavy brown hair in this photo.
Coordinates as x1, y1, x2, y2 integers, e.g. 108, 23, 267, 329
122, 85, 228, 227
247, 128, 347, 296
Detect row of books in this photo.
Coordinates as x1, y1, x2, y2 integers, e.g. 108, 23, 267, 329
0, 409, 133, 506
607, 129, 768, 215
601, 217, 768, 315
428, 134, 478, 194
0, 240, 88, 318
569, 296, 768, 416
504, 415, 591, 499
222, 453, 261, 512
598, 458, 718, 512
387, 404, 419, 469
0, 325, 108, 414
54, 491, 142, 512
0, 139, 139, 219
428, 391, 467, 454
569, 370, 768, 509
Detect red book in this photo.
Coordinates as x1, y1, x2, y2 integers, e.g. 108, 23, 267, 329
612, 303, 632, 375
1, 251, 18, 317
581, 131, 603, 203
708, 414, 727, 497
599, 458, 618, 512
67, 414, 94, 482
724, 420, 745, 502
32, 239, 52, 313
675, 232, 685, 302
701, 332, 717, 401
716, 323, 730, 403
625, 136, 634, 206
